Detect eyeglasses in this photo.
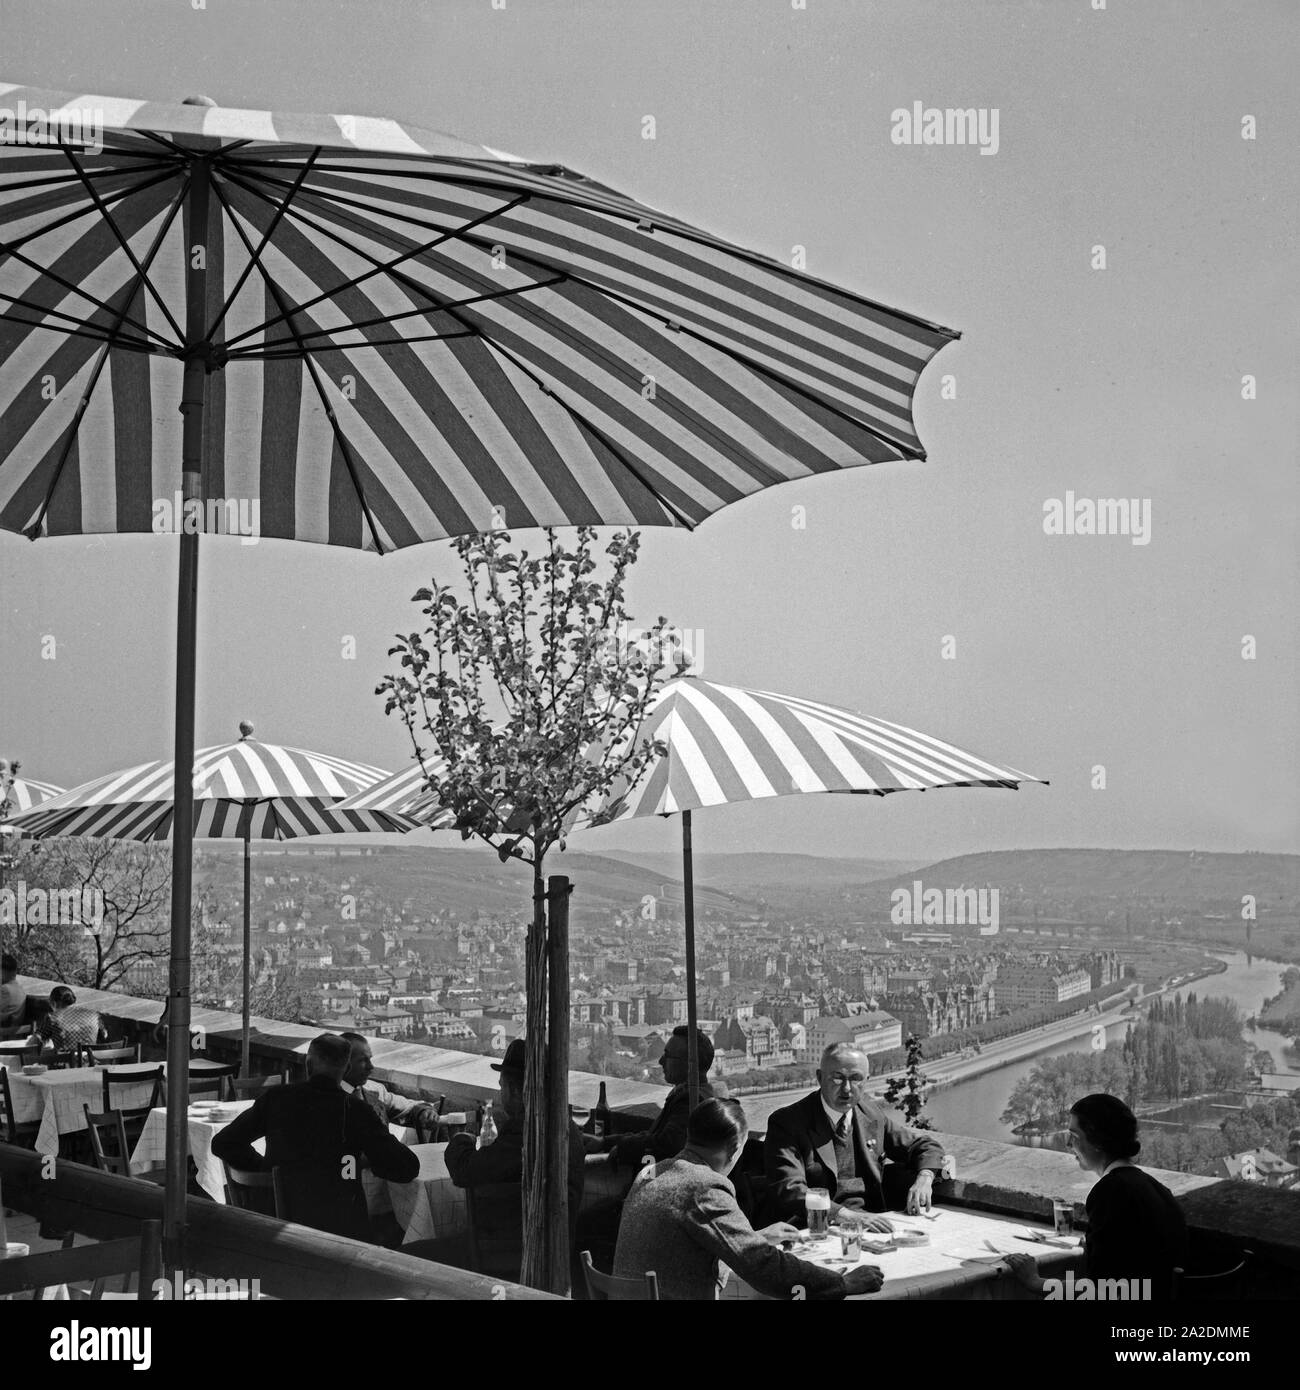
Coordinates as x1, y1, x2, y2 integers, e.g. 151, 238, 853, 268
828, 1073, 866, 1086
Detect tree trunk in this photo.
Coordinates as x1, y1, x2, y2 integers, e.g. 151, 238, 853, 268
519, 852, 550, 1290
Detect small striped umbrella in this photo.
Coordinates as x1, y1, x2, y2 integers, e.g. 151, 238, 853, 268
586, 676, 1047, 1104
0, 766, 64, 957
330, 758, 455, 829
4, 723, 408, 1070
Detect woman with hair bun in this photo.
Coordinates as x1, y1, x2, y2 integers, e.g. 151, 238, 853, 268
1008, 1093, 1188, 1299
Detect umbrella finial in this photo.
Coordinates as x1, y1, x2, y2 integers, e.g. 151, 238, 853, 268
238, 720, 255, 740
182, 95, 218, 107
671, 647, 694, 677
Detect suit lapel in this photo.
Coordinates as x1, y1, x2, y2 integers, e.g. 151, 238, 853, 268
853, 1104, 883, 1182
809, 1095, 838, 1182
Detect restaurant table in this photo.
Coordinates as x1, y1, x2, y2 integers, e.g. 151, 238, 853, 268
720, 1206, 1085, 1302
129, 1102, 417, 1204
0, 1058, 229, 1157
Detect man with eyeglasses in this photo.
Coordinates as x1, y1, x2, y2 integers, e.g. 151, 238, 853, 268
600, 1025, 715, 1172
764, 1043, 945, 1230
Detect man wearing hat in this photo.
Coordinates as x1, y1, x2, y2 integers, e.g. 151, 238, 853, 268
411, 1039, 585, 1282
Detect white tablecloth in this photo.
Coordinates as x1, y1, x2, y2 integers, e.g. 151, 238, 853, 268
722, 1206, 1084, 1301
1, 1059, 226, 1157
382, 1143, 467, 1246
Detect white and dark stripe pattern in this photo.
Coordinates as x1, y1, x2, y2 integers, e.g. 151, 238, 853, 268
331, 759, 454, 828
589, 678, 1046, 822
2, 738, 411, 840
0, 775, 64, 815
0, 84, 958, 548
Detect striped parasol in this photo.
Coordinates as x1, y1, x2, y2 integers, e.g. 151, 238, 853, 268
330, 758, 455, 828
3, 725, 409, 1073
0, 773, 64, 816
586, 675, 1047, 1105
591, 677, 1044, 820
0, 84, 957, 545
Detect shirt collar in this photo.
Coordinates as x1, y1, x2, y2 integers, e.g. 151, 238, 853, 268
1101, 1158, 1134, 1178
822, 1096, 853, 1134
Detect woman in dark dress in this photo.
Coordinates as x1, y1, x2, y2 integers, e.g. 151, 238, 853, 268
1009, 1093, 1189, 1299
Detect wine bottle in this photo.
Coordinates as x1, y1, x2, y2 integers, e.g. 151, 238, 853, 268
593, 1081, 611, 1140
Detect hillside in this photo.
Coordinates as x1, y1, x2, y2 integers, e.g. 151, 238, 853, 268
603, 851, 924, 892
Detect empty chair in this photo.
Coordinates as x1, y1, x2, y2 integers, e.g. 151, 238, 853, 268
230, 1069, 289, 1100
102, 1065, 164, 1139
1173, 1250, 1252, 1301
222, 1160, 281, 1217
1, 1066, 42, 1146
189, 1064, 238, 1101
49, 1046, 90, 1069
85, 1042, 141, 1065
580, 1249, 660, 1301
82, 1104, 166, 1185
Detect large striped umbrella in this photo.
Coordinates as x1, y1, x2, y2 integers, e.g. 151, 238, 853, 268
4, 724, 409, 1071
586, 675, 1047, 1104
0, 83, 957, 1281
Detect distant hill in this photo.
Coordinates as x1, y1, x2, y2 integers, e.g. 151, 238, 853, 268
867, 849, 1300, 904
602, 851, 925, 891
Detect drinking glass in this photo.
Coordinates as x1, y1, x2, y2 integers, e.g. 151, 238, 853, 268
806, 1188, 831, 1238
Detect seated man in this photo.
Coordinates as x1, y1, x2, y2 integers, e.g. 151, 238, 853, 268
407, 1039, 584, 1281
212, 1032, 418, 1241
0, 953, 26, 1038
614, 1097, 884, 1301
599, 1025, 715, 1172
33, 986, 104, 1053
764, 1043, 944, 1229
339, 1031, 440, 1131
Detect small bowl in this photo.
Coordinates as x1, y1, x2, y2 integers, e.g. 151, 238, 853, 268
22, 1063, 47, 1076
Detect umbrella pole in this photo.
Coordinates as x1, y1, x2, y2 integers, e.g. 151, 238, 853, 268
683, 810, 700, 1113
162, 154, 212, 1268
241, 831, 251, 1077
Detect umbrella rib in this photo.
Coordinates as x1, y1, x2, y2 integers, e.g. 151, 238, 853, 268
226, 328, 479, 358
209, 173, 389, 555
0, 292, 162, 353
215, 168, 535, 349
205, 147, 322, 344
25, 169, 194, 537
59, 147, 186, 343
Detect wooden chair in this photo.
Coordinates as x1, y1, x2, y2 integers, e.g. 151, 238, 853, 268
0, 1065, 42, 1146
102, 1065, 164, 1140
49, 1046, 91, 1069
0, 1215, 162, 1302
580, 1249, 660, 1300
82, 1104, 167, 1185
1173, 1249, 1252, 1300
230, 1069, 289, 1099
464, 1181, 526, 1280
189, 1063, 239, 1101
85, 1042, 141, 1065
222, 1160, 282, 1217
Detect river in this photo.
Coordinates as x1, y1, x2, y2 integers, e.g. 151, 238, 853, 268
924, 950, 1298, 1142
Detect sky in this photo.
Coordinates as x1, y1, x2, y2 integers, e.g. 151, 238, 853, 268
1, 0, 1296, 864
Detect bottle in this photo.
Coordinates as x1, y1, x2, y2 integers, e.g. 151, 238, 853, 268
477, 1100, 498, 1150
592, 1082, 610, 1140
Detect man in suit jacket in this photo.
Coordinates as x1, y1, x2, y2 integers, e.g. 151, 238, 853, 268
602, 1025, 715, 1172
764, 1043, 945, 1228
212, 1033, 419, 1241
340, 1031, 440, 1131
408, 1039, 585, 1282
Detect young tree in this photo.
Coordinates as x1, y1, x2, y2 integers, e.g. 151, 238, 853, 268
379, 526, 672, 1293
883, 1033, 935, 1129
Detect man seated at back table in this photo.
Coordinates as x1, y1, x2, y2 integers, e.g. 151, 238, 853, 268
211, 1033, 418, 1241
339, 1030, 440, 1132
764, 1043, 945, 1231
0, 953, 27, 1038
406, 1039, 585, 1282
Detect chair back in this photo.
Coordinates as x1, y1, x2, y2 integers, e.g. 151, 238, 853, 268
82, 1105, 133, 1177
102, 1065, 165, 1121
1, 1065, 35, 1144
86, 1042, 141, 1065
580, 1250, 660, 1301
1173, 1250, 1252, 1300
231, 1071, 288, 1099
464, 1181, 526, 1280
189, 1064, 238, 1101
223, 1160, 281, 1217
50, 1046, 90, 1069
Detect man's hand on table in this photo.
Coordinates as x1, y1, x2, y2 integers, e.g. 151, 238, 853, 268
758, 1222, 801, 1245
905, 1170, 935, 1215
854, 1213, 895, 1234
843, 1265, 885, 1297
1004, 1252, 1046, 1295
